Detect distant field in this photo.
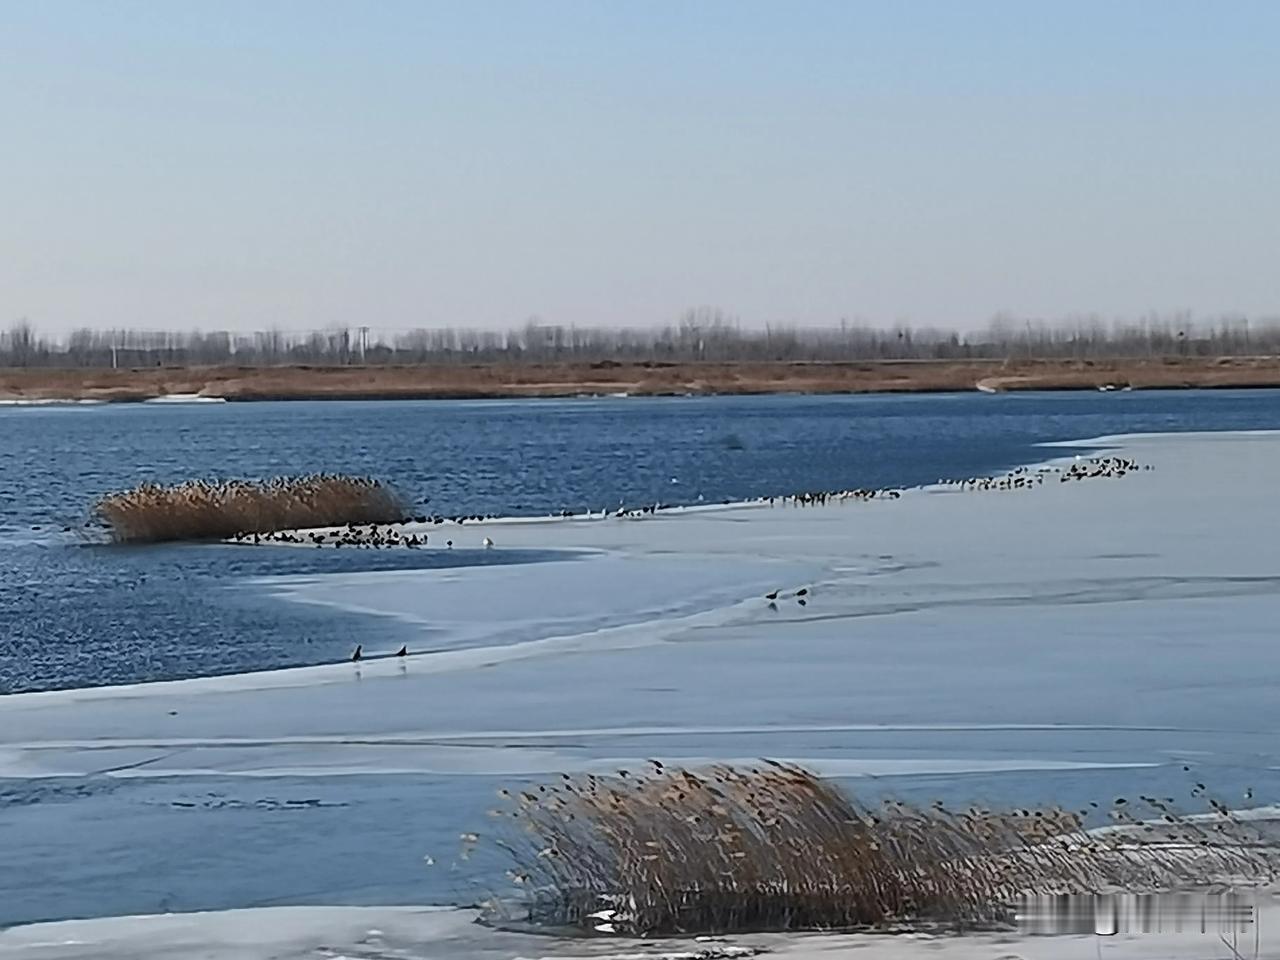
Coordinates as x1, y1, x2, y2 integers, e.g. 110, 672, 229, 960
4, 356, 1280, 402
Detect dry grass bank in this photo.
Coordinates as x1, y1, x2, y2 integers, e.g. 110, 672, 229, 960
94, 475, 407, 543
5, 355, 1280, 403
484, 763, 1280, 936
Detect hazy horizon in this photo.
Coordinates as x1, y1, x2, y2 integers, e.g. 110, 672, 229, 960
3, 1, 1278, 335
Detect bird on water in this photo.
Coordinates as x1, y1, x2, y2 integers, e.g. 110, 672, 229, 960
351, 644, 363, 662
765, 590, 779, 600
395, 644, 407, 657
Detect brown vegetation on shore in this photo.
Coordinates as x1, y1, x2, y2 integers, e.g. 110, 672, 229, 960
94, 475, 408, 543
485, 763, 1279, 936
6, 355, 1280, 404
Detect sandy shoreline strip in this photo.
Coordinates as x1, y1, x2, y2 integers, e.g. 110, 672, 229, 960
4, 356, 1280, 403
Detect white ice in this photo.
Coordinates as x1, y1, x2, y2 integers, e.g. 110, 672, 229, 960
140, 394, 228, 404
4, 901, 1277, 959
4, 430, 1280, 956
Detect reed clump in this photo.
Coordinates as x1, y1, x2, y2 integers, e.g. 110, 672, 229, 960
94, 474, 408, 543
483, 763, 1280, 936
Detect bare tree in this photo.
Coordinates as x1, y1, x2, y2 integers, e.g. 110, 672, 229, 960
3, 310, 1280, 369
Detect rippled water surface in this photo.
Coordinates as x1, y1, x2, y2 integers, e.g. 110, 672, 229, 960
4, 390, 1280, 693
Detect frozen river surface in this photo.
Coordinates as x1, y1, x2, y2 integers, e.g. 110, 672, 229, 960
3, 430, 1280, 956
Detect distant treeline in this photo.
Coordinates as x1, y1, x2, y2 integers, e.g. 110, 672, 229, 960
2, 309, 1277, 368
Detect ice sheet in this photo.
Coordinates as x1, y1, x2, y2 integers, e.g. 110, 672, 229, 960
5, 430, 1280, 948
4, 901, 1277, 960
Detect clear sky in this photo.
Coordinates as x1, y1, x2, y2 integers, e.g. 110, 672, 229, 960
2, 0, 1277, 334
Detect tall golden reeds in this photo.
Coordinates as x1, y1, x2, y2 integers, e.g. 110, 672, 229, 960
483, 763, 1280, 936
94, 474, 408, 543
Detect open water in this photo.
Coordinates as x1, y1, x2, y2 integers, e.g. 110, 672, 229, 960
4, 389, 1280, 693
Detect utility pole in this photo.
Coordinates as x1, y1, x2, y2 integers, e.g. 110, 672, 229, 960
358, 326, 369, 363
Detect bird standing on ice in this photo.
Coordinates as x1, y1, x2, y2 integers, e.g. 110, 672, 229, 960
482, 536, 494, 548
351, 644, 362, 662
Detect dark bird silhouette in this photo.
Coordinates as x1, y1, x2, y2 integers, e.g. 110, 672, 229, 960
796, 587, 809, 597
395, 644, 407, 657
351, 644, 363, 662
765, 590, 779, 600
797, 598, 807, 606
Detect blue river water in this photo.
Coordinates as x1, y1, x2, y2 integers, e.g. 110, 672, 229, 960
4, 389, 1280, 694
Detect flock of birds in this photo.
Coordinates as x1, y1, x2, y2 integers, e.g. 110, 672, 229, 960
323, 453, 1146, 665
936, 455, 1149, 492
761, 487, 903, 507
227, 455, 1148, 553
601, 488, 897, 514
230, 522, 495, 550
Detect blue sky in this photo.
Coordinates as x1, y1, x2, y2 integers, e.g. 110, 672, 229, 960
2, 1, 1277, 333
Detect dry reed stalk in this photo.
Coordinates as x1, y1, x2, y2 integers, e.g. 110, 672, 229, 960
94, 474, 407, 543
482, 763, 1280, 936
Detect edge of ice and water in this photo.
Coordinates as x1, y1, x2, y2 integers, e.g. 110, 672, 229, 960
0, 431, 1159, 709
6, 429, 1280, 957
